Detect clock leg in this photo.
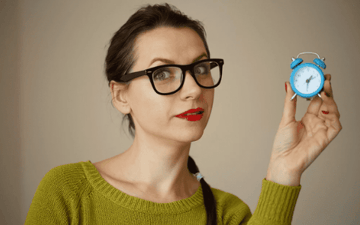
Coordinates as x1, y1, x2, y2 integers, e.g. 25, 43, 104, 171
317, 93, 322, 100
290, 93, 297, 101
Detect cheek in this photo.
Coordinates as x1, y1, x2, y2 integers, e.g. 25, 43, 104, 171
130, 85, 170, 128
199, 90, 214, 122
201, 89, 214, 107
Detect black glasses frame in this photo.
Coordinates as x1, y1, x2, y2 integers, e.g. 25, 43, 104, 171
112, 58, 224, 95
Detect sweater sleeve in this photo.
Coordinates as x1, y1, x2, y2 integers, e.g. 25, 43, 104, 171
25, 166, 76, 225
240, 178, 301, 225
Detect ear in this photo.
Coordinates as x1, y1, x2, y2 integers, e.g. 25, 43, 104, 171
110, 81, 131, 115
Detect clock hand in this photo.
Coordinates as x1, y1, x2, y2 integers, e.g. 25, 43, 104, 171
306, 75, 313, 83
304, 75, 313, 86
307, 81, 310, 92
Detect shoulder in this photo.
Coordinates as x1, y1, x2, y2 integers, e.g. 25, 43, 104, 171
42, 161, 86, 181
210, 187, 252, 222
38, 161, 90, 196
210, 187, 250, 210
26, 161, 91, 224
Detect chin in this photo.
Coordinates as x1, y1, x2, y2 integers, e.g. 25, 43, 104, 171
173, 129, 204, 143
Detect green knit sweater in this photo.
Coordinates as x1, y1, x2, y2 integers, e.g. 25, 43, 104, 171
25, 160, 301, 224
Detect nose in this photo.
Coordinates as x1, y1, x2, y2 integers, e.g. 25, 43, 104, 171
180, 70, 202, 98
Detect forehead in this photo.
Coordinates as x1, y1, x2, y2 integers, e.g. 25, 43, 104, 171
133, 27, 207, 66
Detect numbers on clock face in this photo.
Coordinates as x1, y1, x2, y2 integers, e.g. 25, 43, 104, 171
294, 67, 321, 94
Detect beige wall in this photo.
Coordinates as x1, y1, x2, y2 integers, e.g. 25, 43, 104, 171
0, 0, 359, 224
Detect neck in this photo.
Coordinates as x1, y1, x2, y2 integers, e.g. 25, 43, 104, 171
114, 131, 197, 199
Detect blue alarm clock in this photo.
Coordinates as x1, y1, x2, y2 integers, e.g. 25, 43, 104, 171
289, 52, 326, 101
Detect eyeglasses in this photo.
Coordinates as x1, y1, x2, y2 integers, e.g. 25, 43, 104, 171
112, 58, 224, 95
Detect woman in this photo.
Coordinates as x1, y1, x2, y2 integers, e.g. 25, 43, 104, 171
25, 3, 342, 225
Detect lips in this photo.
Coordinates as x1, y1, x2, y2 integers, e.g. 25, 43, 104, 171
176, 107, 204, 117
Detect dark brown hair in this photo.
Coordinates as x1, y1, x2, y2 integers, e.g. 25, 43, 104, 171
105, 3, 217, 224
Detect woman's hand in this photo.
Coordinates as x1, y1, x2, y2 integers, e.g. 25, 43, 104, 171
266, 74, 342, 186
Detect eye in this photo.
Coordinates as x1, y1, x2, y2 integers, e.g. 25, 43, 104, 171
194, 63, 209, 75
153, 67, 180, 82
153, 69, 172, 81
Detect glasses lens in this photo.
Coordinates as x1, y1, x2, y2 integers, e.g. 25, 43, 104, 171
152, 61, 221, 94
194, 61, 220, 88
152, 67, 183, 94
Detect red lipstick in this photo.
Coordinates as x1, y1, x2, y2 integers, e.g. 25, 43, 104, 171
175, 107, 204, 121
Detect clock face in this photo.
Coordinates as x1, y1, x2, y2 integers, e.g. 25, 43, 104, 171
293, 66, 322, 94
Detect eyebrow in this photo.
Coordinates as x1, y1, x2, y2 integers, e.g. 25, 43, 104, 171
148, 53, 208, 67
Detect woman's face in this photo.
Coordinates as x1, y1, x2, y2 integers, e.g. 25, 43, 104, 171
122, 27, 214, 143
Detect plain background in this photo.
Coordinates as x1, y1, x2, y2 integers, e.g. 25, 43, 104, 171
1, 0, 359, 224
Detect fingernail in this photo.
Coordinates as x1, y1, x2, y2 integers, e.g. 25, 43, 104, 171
322, 110, 329, 114
285, 83, 287, 92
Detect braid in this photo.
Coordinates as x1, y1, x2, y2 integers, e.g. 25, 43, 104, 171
188, 156, 217, 225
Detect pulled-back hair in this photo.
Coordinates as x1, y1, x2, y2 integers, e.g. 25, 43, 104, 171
105, 3, 217, 225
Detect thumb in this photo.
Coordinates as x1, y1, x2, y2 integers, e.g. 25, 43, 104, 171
281, 81, 297, 125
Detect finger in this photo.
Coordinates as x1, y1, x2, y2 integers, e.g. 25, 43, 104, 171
306, 95, 323, 115
281, 81, 297, 125
320, 74, 341, 119
320, 91, 341, 119
323, 74, 333, 98
323, 112, 343, 142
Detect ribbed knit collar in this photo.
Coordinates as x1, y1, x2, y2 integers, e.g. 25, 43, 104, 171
80, 160, 205, 214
